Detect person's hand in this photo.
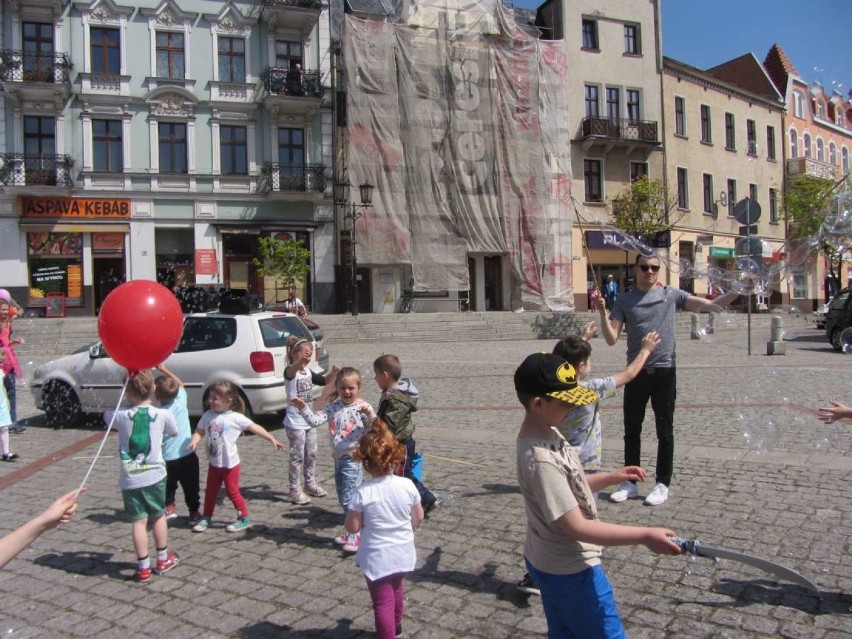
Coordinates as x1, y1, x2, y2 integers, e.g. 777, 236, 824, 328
640, 331, 661, 353
612, 465, 647, 484
330, 364, 342, 376
357, 404, 373, 416
643, 528, 683, 555
271, 438, 286, 452
290, 397, 307, 410
595, 296, 607, 314
818, 400, 852, 423
582, 320, 598, 341
38, 489, 84, 530
12, 338, 24, 346
186, 441, 196, 452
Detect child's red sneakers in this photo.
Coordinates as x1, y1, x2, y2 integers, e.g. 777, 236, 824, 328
154, 550, 180, 575
135, 566, 152, 583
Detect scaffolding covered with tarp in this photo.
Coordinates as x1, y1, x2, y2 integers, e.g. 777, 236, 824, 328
342, 0, 574, 310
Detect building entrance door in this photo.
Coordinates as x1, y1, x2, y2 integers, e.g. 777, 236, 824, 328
484, 256, 502, 311
93, 257, 125, 314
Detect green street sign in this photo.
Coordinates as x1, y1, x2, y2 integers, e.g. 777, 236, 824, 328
709, 247, 734, 258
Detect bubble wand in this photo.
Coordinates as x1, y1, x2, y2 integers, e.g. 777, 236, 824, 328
571, 197, 601, 295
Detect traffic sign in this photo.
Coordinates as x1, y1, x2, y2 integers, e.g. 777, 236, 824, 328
738, 224, 759, 236
732, 198, 761, 225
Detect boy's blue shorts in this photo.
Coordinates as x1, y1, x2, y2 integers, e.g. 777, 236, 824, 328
525, 559, 625, 639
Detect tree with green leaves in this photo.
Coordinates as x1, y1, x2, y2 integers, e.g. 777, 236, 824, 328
252, 236, 311, 299
784, 175, 844, 300
609, 176, 677, 236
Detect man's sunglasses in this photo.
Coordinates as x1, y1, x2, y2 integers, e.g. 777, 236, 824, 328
638, 264, 661, 273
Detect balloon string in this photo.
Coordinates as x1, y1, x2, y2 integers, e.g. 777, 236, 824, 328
76, 378, 129, 499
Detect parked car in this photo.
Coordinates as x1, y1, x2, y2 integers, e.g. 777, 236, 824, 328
813, 302, 830, 329
31, 310, 329, 428
824, 287, 852, 351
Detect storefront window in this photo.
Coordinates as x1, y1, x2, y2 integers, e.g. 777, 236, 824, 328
27, 232, 84, 306
155, 228, 195, 291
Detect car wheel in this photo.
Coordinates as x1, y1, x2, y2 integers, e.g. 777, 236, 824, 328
830, 328, 843, 352
43, 380, 83, 429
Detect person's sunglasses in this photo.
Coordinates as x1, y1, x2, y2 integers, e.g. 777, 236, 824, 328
638, 264, 661, 273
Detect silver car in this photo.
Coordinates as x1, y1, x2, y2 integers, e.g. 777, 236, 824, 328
30, 311, 328, 427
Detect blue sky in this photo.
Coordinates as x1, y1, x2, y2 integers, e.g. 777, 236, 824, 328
513, 0, 850, 96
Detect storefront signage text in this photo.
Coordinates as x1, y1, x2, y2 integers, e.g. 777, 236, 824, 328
21, 197, 131, 219
709, 247, 735, 258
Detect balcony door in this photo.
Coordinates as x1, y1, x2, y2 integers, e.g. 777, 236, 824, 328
22, 22, 54, 82
278, 128, 305, 190
24, 116, 56, 185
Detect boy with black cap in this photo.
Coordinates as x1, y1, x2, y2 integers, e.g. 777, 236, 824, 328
514, 352, 682, 638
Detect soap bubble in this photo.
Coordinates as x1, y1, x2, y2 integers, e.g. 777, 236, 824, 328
735, 257, 761, 277
742, 416, 779, 453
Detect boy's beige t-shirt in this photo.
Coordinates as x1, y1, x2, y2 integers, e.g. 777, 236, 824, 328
516, 431, 602, 575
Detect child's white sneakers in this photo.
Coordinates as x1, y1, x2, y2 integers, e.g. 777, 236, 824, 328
644, 483, 669, 506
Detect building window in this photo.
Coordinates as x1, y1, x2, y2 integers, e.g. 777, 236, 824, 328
624, 24, 640, 54
674, 96, 686, 136
220, 125, 247, 175
816, 101, 825, 119
626, 90, 640, 122
767, 126, 776, 160
27, 232, 84, 307
749, 183, 757, 205
581, 19, 598, 50
677, 167, 688, 209
93, 119, 122, 172
91, 27, 120, 75
630, 162, 648, 182
22, 22, 54, 81
606, 87, 620, 122
700, 104, 711, 143
789, 129, 798, 158
703, 173, 714, 214
803, 133, 811, 158
275, 40, 303, 69
727, 179, 736, 217
746, 119, 757, 156
23, 116, 56, 184
156, 32, 185, 79
585, 85, 599, 118
583, 159, 602, 203
769, 188, 778, 223
817, 138, 825, 162
218, 37, 246, 83
793, 91, 804, 118
724, 112, 735, 150
829, 142, 837, 166
159, 122, 187, 173
843, 147, 849, 177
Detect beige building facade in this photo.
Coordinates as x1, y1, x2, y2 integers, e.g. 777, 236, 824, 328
662, 55, 787, 304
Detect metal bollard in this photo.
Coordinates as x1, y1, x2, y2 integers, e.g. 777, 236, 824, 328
766, 314, 786, 355
705, 313, 715, 334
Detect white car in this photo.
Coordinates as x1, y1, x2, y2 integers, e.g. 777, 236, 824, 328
31, 311, 327, 428
814, 302, 829, 329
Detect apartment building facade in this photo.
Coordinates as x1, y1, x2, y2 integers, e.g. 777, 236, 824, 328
537, 0, 664, 309
764, 43, 852, 308
0, 0, 335, 316
662, 55, 787, 303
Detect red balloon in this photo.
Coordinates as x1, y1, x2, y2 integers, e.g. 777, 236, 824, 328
97, 280, 183, 372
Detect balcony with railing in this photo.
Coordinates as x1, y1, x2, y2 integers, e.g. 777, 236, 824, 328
258, 67, 324, 110
0, 50, 73, 100
258, 163, 326, 195
786, 157, 838, 181
0, 154, 74, 188
580, 117, 660, 149
260, 0, 322, 33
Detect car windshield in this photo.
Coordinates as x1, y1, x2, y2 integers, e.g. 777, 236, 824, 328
175, 317, 237, 353
830, 290, 850, 310
259, 316, 311, 348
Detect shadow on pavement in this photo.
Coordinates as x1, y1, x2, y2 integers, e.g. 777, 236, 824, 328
33, 550, 133, 581
681, 577, 848, 614
411, 547, 533, 609
463, 482, 520, 497
238, 618, 362, 638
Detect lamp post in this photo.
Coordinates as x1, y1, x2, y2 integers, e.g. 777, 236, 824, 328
334, 180, 374, 316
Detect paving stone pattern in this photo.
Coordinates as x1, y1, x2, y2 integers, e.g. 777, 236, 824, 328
0, 322, 850, 638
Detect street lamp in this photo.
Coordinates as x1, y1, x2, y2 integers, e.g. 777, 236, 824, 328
335, 180, 374, 316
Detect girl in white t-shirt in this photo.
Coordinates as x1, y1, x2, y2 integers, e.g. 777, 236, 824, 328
189, 382, 285, 533
283, 336, 333, 505
345, 419, 424, 639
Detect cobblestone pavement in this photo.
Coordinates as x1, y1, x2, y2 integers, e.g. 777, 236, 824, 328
0, 320, 850, 638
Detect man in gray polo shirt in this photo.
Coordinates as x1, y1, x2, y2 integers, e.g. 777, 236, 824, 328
598, 253, 736, 506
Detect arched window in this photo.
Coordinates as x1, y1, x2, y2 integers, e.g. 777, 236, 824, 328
803, 133, 812, 158
830, 142, 837, 166
817, 138, 825, 162
843, 147, 850, 177
789, 129, 798, 158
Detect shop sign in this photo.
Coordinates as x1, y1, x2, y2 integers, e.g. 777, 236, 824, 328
21, 196, 131, 219
195, 249, 218, 276
92, 233, 125, 253
709, 247, 734, 258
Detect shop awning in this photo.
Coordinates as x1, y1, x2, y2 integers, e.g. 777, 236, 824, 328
20, 223, 130, 233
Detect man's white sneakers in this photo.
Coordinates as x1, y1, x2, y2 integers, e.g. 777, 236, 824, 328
609, 481, 639, 503
644, 482, 669, 506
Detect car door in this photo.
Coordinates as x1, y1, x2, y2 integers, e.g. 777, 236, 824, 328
77, 343, 128, 411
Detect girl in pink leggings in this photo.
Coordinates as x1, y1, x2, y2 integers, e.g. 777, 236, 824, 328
345, 419, 424, 639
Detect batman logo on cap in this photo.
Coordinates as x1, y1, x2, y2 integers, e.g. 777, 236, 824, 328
556, 362, 576, 384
